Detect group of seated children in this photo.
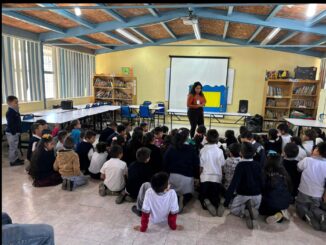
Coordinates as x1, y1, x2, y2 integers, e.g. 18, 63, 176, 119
5, 96, 326, 233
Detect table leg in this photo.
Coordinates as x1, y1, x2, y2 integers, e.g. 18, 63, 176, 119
209, 115, 212, 129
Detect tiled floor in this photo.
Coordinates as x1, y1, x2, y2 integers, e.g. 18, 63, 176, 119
2, 139, 326, 245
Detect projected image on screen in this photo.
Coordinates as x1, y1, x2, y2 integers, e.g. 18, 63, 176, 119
168, 56, 229, 112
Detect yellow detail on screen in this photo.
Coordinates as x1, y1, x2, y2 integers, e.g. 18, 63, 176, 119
203, 91, 221, 107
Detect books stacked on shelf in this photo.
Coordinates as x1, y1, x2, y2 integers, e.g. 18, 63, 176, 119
291, 99, 315, 108
293, 85, 316, 95
115, 90, 131, 99
290, 110, 313, 119
263, 121, 277, 130
94, 78, 113, 87
265, 109, 288, 120
266, 99, 276, 107
114, 79, 128, 88
267, 86, 283, 96
96, 90, 112, 99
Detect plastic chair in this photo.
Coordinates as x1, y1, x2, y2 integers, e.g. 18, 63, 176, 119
139, 105, 155, 128
154, 102, 165, 125
143, 101, 152, 106
120, 106, 138, 124
19, 114, 35, 154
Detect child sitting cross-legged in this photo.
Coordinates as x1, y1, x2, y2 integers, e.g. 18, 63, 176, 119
55, 130, 68, 155
89, 142, 109, 180
99, 145, 127, 196
222, 143, 242, 190
224, 142, 263, 229
133, 172, 183, 232
54, 136, 88, 191
259, 152, 291, 224
199, 129, 226, 217
76, 130, 96, 175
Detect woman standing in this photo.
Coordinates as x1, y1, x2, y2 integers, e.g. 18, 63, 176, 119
187, 82, 206, 138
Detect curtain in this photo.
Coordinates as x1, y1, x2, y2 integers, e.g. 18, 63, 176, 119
320, 58, 326, 89
2, 34, 44, 103
53, 47, 95, 99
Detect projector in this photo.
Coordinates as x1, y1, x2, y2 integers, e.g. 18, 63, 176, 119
182, 17, 198, 25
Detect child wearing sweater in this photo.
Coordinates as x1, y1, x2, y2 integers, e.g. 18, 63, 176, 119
224, 142, 263, 229
264, 128, 282, 155
69, 120, 82, 147
290, 136, 307, 162
89, 142, 109, 180
295, 142, 326, 231
54, 136, 88, 191
277, 123, 292, 152
240, 131, 266, 168
153, 126, 164, 148
302, 129, 317, 157
133, 172, 183, 232
199, 129, 226, 217
76, 130, 96, 175
55, 130, 68, 155
27, 123, 42, 162
223, 143, 242, 190
224, 130, 238, 147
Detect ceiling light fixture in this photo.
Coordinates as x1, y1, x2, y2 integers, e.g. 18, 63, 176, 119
74, 7, 81, 16
260, 27, 281, 45
306, 4, 317, 18
192, 23, 201, 40
116, 28, 143, 44
287, 5, 294, 8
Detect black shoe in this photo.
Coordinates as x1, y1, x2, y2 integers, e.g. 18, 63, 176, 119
67, 179, 74, 191
10, 159, 24, 166
131, 205, 142, 217
62, 179, 68, 190
245, 200, 258, 220
244, 210, 254, 229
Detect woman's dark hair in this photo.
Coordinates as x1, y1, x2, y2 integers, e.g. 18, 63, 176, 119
143, 132, 155, 145
268, 128, 279, 141
96, 142, 107, 153
189, 81, 204, 96
229, 143, 241, 157
151, 172, 169, 194
264, 154, 292, 192
225, 130, 235, 139
30, 135, 54, 179
312, 127, 326, 141
172, 128, 190, 149
290, 136, 304, 149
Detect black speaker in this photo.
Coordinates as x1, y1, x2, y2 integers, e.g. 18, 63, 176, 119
61, 100, 73, 110
238, 100, 248, 113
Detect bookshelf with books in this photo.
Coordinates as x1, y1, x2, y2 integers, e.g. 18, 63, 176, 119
93, 74, 136, 105
262, 79, 320, 131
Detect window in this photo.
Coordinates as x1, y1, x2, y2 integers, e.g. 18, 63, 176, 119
43, 46, 55, 99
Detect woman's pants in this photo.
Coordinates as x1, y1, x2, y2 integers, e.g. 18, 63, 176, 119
187, 108, 204, 138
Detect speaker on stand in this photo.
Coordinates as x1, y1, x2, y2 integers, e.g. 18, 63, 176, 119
238, 100, 248, 113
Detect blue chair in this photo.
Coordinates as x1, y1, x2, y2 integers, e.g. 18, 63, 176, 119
143, 101, 152, 106
154, 102, 165, 125
121, 106, 138, 124
139, 105, 155, 128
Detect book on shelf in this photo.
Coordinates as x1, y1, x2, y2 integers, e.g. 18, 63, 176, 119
94, 77, 113, 87
267, 86, 283, 96
265, 109, 288, 120
293, 85, 316, 95
96, 90, 113, 99
291, 99, 315, 108
266, 99, 276, 107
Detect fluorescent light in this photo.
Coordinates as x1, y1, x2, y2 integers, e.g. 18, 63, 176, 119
74, 7, 81, 16
116, 28, 143, 44
192, 23, 201, 40
260, 27, 281, 45
306, 4, 317, 17
287, 5, 294, 8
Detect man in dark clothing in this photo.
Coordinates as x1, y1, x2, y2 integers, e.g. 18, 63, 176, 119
99, 122, 117, 142
106, 125, 126, 146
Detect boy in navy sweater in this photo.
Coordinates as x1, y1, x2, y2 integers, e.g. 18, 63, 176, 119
224, 142, 263, 229
76, 130, 96, 175
5, 96, 24, 166
240, 131, 266, 168
27, 123, 42, 162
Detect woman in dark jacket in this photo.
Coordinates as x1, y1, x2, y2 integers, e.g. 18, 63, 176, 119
259, 153, 291, 224
143, 132, 163, 175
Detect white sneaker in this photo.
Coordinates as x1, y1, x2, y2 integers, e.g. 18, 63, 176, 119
281, 209, 290, 220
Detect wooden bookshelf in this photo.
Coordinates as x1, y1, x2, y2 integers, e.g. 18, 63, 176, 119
93, 74, 137, 105
262, 79, 321, 131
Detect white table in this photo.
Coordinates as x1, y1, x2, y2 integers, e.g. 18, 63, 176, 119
284, 118, 326, 136
167, 109, 251, 129
129, 105, 163, 111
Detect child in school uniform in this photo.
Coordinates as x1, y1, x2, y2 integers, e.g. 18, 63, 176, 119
277, 123, 292, 152
140, 122, 149, 133
238, 126, 248, 143
116, 147, 152, 204
54, 136, 88, 191
99, 145, 127, 196
283, 142, 301, 203
51, 123, 61, 138
264, 128, 283, 155
125, 128, 144, 166
5, 95, 24, 166
295, 142, 326, 231
259, 153, 291, 224
89, 142, 108, 180
192, 125, 207, 153
76, 130, 96, 175
27, 123, 42, 162
29, 134, 62, 187
122, 121, 132, 142
133, 172, 183, 232
223, 143, 242, 190
224, 142, 263, 229
291, 136, 307, 162
99, 121, 117, 143
199, 129, 226, 217
224, 130, 238, 147
240, 131, 266, 168
162, 126, 169, 140
312, 128, 326, 145
153, 126, 164, 148
69, 119, 82, 147
143, 132, 163, 175
302, 129, 317, 156
55, 130, 68, 155
35, 119, 51, 135
106, 125, 126, 146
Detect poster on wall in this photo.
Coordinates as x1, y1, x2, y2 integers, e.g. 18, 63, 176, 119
121, 67, 133, 76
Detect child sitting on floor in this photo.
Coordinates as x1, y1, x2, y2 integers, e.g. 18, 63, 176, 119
153, 126, 164, 148
54, 136, 88, 191
199, 129, 226, 217
224, 142, 263, 229
69, 119, 82, 147
290, 136, 307, 162
277, 123, 292, 152
99, 145, 127, 196
240, 131, 266, 167
140, 122, 149, 133
55, 130, 68, 155
76, 130, 96, 175
224, 130, 238, 147
259, 152, 291, 224
295, 142, 326, 231
312, 128, 326, 145
133, 172, 183, 232
89, 142, 108, 180
264, 128, 282, 155
222, 143, 242, 190
27, 123, 42, 162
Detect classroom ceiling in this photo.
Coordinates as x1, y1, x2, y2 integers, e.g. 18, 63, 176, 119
2, 3, 326, 57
